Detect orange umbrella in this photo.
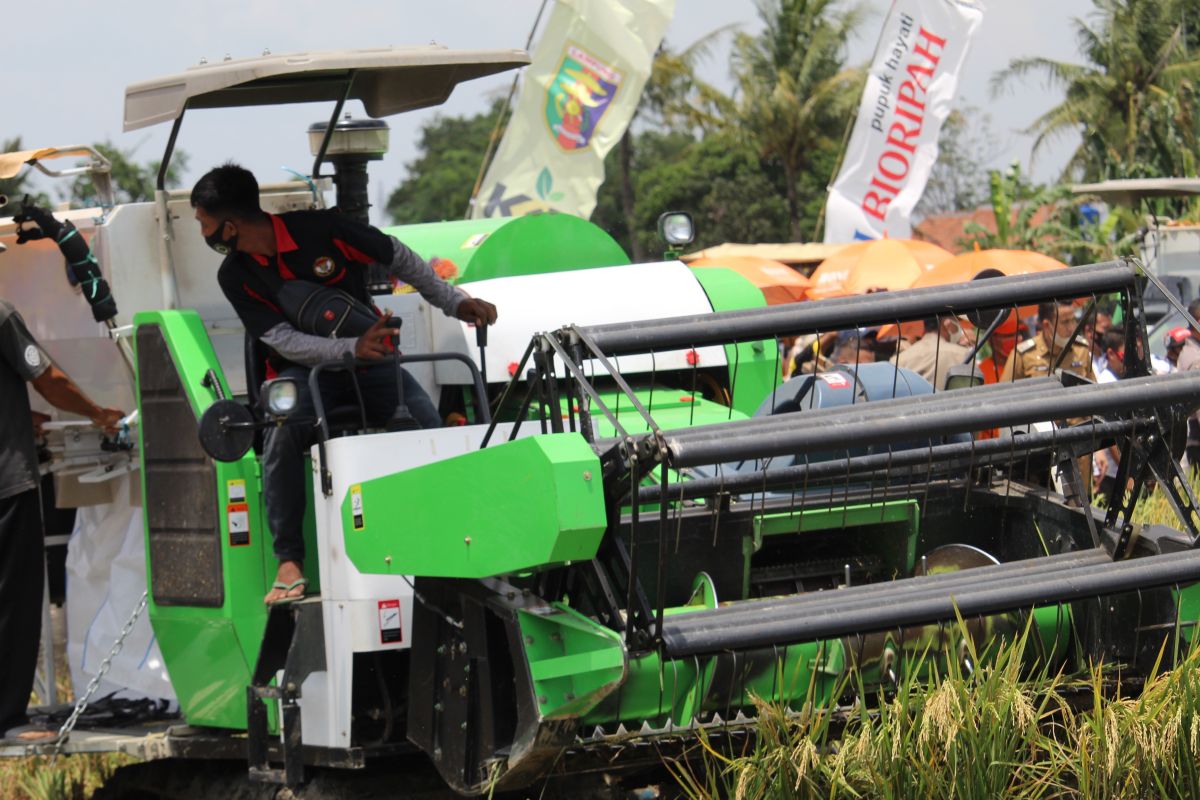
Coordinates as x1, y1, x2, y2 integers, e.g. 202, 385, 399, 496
909, 248, 1068, 289
808, 239, 953, 300
689, 256, 813, 305
910, 248, 1070, 323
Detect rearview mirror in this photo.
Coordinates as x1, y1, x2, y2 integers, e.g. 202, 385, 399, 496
198, 399, 256, 462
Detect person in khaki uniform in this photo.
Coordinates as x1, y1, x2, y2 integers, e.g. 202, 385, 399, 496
1000, 300, 1096, 383
1000, 300, 1097, 499
891, 317, 971, 391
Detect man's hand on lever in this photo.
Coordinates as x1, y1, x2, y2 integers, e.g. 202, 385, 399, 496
91, 408, 126, 435
355, 311, 397, 361
455, 298, 498, 327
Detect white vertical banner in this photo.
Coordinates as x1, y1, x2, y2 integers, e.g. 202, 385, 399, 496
824, 0, 985, 243
471, 0, 675, 220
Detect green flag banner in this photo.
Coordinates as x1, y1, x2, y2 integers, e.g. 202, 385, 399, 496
471, 0, 675, 220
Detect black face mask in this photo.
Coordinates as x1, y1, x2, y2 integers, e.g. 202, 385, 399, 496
204, 220, 237, 255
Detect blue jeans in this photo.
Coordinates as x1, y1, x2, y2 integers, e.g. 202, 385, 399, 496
262, 361, 441, 563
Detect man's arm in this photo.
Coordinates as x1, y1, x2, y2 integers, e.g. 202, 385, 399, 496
385, 237, 497, 326
30, 366, 124, 433
385, 236, 467, 316
0, 304, 123, 432
260, 314, 401, 367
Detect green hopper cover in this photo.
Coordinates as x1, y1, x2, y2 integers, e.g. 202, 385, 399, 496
383, 214, 630, 284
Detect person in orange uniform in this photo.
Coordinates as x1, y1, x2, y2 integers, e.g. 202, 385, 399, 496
975, 310, 1022, 384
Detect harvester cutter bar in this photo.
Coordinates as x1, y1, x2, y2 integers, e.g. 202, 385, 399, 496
573, 261, 1139, 357
661, 546, 1200, 657
660, 371, 1200, 468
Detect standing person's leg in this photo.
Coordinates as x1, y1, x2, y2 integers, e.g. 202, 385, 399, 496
260, 366, 326, 603
0, 489, 47, 735
358, 361, 442, 430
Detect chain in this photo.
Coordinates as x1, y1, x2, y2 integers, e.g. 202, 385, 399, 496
50, 590, 149, 753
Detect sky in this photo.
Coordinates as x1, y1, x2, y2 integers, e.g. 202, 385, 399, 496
5, 0, 1096, 227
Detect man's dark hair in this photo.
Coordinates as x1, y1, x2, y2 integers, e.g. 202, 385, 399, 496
190, 162, 263, 220
1189, 297, 1200, 322
1102, 329, 1125, 355
1038, 300, 1075, 325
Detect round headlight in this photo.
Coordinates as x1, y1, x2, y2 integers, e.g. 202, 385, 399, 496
658, 211, 695, 247
266, 379, 299, 417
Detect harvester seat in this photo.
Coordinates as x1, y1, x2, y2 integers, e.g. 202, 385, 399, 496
244, 333, 364, 436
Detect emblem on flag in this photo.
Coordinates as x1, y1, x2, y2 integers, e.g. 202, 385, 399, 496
545, 45, 622, 152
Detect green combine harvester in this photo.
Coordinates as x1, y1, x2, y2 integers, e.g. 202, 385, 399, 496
158, 258, 1199, 796
4, 46, 1200, 800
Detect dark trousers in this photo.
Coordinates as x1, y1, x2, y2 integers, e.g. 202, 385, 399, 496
0, 488, 43, 731
262, 362, 441, 563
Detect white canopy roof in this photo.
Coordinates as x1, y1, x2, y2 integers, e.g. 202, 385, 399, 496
124, 46, 529, 131
1072, 178, 1200, 204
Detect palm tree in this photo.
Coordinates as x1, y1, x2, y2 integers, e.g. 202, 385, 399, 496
993, 0, 1200, 182
729, 0, 865, 241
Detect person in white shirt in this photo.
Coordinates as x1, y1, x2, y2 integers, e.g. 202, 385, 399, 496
1095, 330, 1125, 505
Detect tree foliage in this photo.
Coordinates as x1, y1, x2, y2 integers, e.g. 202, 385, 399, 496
993, 0, 1200, 184
915, 108, 997, 218
728, 0, 865, 240
386, 105, 503, 225
959, 161, 1140, 263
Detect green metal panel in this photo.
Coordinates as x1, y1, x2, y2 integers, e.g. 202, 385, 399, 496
133, 310, 289, 730
151, 617, 256, 727
556, 388, 747, 440
690, 267, 780, 418
581, 638, 844, 731
343, 433, 605, 578
517, 605, 626, 720
748, 501, 920, 598
384, 215, 630, 284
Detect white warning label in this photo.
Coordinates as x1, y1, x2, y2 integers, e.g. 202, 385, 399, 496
378, 599, 402, 644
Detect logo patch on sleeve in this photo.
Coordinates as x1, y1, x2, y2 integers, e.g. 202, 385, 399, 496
23, 345, 40, 368
313, 256, 336, 277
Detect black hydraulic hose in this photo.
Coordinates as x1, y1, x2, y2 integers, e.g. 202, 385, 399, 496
595, 375, 1063, 460
578, 261, 1139, 356
663, 372, 1200, 468
663, 549, 1112, 632
637, 418, 1145, 503
662, 547, 1200, 657
662, 376, 1069, 444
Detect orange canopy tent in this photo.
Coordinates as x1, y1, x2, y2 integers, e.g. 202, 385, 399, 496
807, 239, 953, 300
689, 256, 813, 305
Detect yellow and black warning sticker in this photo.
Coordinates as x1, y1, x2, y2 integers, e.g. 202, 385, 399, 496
350, 484, 366, 531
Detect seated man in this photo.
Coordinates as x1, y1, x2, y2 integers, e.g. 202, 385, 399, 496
191, 163, 497, 604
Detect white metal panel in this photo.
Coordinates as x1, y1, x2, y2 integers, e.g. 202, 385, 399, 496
308, 423, 524, 749
431, 260, 725, 385
124, 46, 529, 131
